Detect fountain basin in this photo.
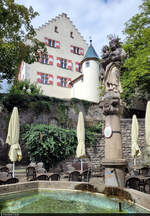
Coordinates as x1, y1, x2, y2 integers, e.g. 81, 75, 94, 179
0, 181, 149, 213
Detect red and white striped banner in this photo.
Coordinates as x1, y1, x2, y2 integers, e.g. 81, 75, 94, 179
57, 76, 61, 86
37, 72, 42, 83
48, 55, 54, 65
56, 57, 61, 67
67, 78, 71, 88
70, 45, 74, 53
75, 62, 79, 72
67, 60, 72, 70
55, 41, 60, 48
48, 74, 53, 85
44, 37, 49, 46
79, 48, 84, 55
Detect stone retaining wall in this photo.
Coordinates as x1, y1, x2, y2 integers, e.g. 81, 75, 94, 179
0, 107, 146, 170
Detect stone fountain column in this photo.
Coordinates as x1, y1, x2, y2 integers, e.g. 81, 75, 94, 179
100, 92, 127, 187
100, 38, 127, 187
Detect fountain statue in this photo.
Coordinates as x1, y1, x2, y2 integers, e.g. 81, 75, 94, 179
100, 37, 127, 187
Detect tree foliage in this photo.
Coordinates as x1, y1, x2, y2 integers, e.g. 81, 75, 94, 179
0, 0, 47, 81
121, 0, 150, 107
8, 80, 43, 95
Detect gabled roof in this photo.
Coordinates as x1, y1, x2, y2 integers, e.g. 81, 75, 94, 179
35, 13, 88, 45
81, 40, 99, 64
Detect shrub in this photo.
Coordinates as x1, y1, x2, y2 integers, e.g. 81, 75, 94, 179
21, 124, 77, 169
21, 123, 100, 169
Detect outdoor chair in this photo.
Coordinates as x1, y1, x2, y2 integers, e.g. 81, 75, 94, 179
36, 174, 49, 181
36, 168, 47, 174
125, 177, 141, 191
6, 163, 13, 176
49, 173, 60, 181
29, 162, 37, 168
5, 177, 19, 184
144, 178, 150, 194
0, 180, 4, 185
36, 162, 44, 169
72, 161, 88, 171
68, 171, 82, 182
0, 171, 8, 179
0, 167, 9, 175
140, 167, 150, 176
81, 170, 91, 182
147, 167, 150, 177
26, 166, 36, 181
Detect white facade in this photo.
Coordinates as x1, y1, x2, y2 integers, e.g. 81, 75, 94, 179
18, 13, 100, 103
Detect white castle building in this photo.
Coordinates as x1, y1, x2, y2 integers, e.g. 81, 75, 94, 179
18, 13, 100, 103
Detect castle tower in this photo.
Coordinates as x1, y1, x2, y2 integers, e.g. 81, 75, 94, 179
71, 40, 100, 103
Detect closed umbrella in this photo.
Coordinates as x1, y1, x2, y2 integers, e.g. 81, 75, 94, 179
6, 107, 22, 177
144, 101, 150, 165
131, 114, 141, 166
76, 112, 86, 172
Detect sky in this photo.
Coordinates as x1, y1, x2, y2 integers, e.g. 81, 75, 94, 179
15, 0, 142, 56
1, 0, 143, 92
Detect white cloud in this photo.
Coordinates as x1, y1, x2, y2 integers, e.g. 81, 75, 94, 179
15, 0, 142, 56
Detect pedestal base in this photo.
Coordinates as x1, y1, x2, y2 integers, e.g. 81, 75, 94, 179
102, 160, 127, 187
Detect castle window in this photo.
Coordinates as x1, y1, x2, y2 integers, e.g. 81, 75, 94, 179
41, 55, 45, 64
60, 58, 67, 69
41, 73, 49, 84
70, 32, 74, 38
48, 39, 52, 47
45, 37, 60, 48
37, 72, 53, 85
57, 57, 72, 70
54, 26, 58, 33
78, 63, 82, 72
70, 45, 84, 55
38, 54, 54, 65
45, 74, 48, 84
86, 61, 90, 67
52, 40, 55, 47
57, 76, 71, 88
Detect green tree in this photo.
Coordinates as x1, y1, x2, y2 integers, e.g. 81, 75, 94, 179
121, 0, 150, 107
0, 0, 47, 81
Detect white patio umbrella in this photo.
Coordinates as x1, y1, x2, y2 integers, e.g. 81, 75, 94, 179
131, 114, 141, 166
6, 107, 22, 177
144, 101, 150, 165
76, 111, 86, 172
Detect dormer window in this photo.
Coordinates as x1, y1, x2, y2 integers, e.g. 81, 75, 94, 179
70, 32, 74, 38
54, 26, 58, 33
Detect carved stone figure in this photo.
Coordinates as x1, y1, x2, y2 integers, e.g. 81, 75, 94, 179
99, 92, 121, 115
101, 38, 126, 94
